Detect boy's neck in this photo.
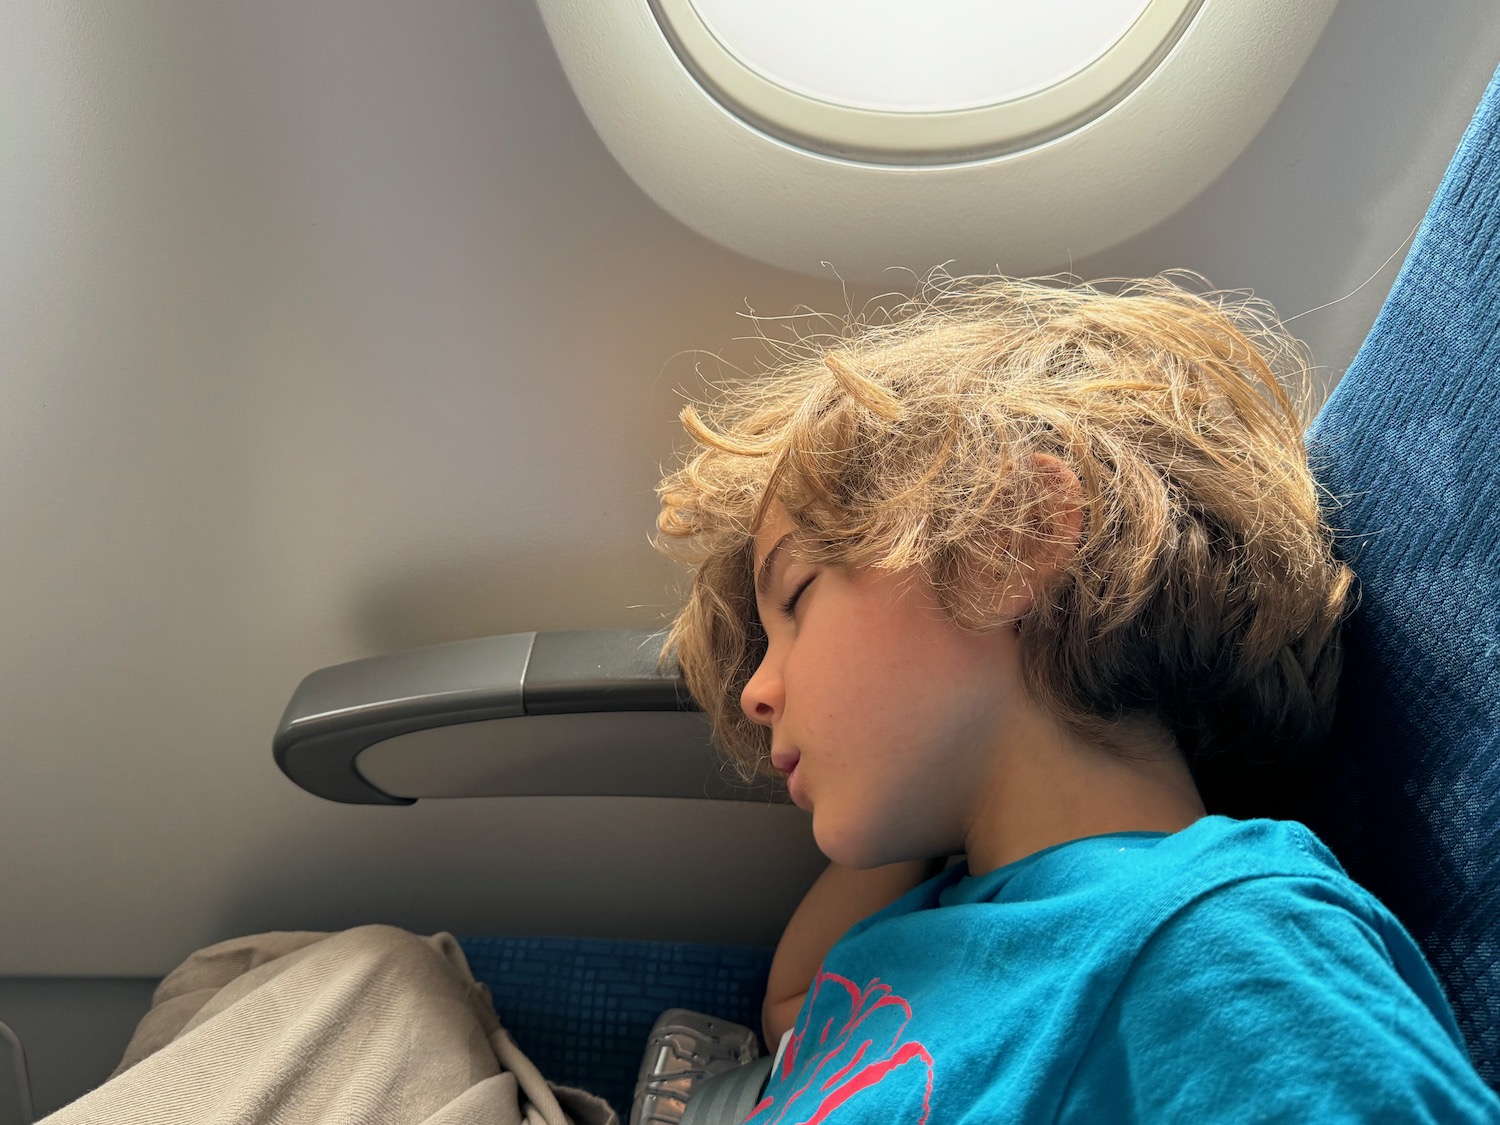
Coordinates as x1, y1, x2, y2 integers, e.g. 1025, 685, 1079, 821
963, 715, 1206, 876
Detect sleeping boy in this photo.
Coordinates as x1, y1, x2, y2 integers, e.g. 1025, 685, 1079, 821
651, 274, 1500, 1121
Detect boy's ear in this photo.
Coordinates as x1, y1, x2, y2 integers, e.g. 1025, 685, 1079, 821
998, 453, 1085, 617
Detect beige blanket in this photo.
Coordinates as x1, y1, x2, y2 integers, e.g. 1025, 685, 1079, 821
40, 926, 618, 1125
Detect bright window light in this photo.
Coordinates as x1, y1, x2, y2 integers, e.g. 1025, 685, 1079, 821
687, 0, 1155, 113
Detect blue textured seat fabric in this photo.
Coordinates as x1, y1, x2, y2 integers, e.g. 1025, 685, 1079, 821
456, 935, 771, 1122
1294, 64, 1500, 1091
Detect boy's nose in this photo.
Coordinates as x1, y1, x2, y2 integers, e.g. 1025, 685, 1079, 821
740, 663, 782, 727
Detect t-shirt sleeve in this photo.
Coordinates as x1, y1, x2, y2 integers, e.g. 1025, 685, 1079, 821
1060, 875, 1500, 1124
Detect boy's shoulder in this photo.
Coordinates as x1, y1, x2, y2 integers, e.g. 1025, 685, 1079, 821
1155, 812, 1344, 873
1061, 820, 1497, 1122
844, 816, 1391, 963
1129, 814, 1360, 905
801, 818, 1497, 1123
846, 822, 1416, 984
1100, 816, 1423, 992
933, 815, 1359, 914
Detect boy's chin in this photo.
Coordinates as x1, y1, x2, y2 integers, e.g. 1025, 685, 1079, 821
812, 817, 873, 869
813, 819, 922, 871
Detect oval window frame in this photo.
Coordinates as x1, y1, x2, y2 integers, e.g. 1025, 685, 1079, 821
650, 0, 1204, 164
536, 0, 1343, 280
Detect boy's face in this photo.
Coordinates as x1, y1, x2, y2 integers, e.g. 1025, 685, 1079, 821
742, 502, 1030, 869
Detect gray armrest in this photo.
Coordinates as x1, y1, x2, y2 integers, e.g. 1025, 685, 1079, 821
272, 628, 784, 806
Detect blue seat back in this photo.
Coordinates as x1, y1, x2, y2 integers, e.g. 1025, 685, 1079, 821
1299, 63, 1500, 1089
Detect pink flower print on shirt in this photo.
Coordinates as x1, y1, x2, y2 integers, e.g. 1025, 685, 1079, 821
745, 967, 935, 1124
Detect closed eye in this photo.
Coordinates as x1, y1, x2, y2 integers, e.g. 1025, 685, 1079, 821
778, 574, 815, 619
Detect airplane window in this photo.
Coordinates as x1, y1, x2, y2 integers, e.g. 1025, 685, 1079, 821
538, 0, 1339, 278
650, 0, 1200, 161
686, 0, 1156, 114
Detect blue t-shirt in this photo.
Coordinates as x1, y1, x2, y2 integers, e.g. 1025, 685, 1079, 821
745, 816, 1500, 1123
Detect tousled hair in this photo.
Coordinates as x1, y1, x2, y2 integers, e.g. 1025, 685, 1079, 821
650, 273, 1354, 813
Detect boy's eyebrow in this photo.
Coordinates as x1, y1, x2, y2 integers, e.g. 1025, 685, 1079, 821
755, 533, 795, 601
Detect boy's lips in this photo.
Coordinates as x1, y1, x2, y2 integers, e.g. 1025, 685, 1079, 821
772, 749, 808, 809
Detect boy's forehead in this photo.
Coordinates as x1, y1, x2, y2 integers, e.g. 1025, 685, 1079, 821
751, 503, 797, 569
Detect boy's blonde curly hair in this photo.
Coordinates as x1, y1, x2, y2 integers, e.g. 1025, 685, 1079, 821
651, 274, 1354, 810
